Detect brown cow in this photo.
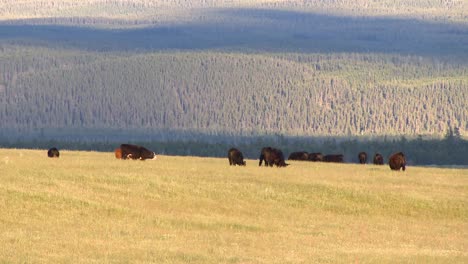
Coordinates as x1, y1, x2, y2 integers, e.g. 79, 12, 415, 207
120, 144, 157, 160
259, 147, 288, 167
373, 153, 384, 165
47, 147, 60, 158
358, 152, 367, 164
259, 147, 273, 166
114, 148, 122, 159
228, 148, 246, 166
389, 152, 406, 171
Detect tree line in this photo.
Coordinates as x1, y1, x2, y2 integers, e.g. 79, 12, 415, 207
1, 129, 467, 165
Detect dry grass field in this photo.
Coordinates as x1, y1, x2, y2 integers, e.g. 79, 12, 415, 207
0, 148, 467, 263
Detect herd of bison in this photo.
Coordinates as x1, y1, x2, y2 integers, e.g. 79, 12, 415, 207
47, 143, 407, 171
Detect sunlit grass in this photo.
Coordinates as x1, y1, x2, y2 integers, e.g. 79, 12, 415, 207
0, 148, 466, 263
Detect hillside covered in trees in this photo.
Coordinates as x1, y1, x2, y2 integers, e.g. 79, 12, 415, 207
1, 48, 467, 138
0, 0, 467, 164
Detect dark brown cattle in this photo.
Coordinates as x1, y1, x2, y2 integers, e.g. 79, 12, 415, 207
373, 153, 384, 165
228, 148, 246, 166
114, 148, 122, 159
308, 152, 324, 162
389, 152, 406, 171
47, 147, 60, 158
358, 152, 367, 164
269, 148, 288, 167
323, 154, 344, 163
288, 151, 309, 161
259, 147, 288, 167
259, 147, 273, 166
120, 144, 157, 160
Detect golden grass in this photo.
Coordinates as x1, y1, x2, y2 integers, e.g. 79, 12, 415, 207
0, 148, 467, 263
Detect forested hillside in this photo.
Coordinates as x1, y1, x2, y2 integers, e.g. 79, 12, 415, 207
1, 47, 466, 138
0, 1, 467, 154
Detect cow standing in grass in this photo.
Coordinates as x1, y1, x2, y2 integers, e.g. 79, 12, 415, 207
373, 153, 384, 165
228, 148, 246, 166
259, 147, 288, 167
47, 147, 60, 158
358, 152, 367, 164
389, 152, 406, 171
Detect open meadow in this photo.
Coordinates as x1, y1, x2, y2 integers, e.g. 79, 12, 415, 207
0, 148, 467, 263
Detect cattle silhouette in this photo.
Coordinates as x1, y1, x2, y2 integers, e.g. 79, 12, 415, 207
259, 147, 288, 167
228, 148, 246, 166
120, 144, 157, 160
389, 152, 406, 171
358, 152, 367, 164
47, 147, 60, 158
373, 153, 384, 165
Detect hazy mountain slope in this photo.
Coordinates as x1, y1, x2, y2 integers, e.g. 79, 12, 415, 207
1, 47, 466, 137
1, 0, 466, 26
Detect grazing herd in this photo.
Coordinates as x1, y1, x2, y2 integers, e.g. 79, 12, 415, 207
46, 145, 407, 171
285, 150, 395, 167
239, 148, 406, 171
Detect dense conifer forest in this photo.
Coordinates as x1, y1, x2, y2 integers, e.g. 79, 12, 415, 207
0, 1, 467, 164
1, 48, 467, 137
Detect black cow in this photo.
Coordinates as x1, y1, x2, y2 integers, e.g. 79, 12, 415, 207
389, 152, 406, 171
228, 148, 246, 166
373, 153, 384, 165
358, 152, 367, 164
288, 151, 309, 161
308, 152, 324, 162
120, 144, 157, 160
259, 147, 288, 167
47, 147, 60, 158
323, 154, 344, 163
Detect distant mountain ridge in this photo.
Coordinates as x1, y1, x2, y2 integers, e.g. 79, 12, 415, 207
1, 0, 466, 26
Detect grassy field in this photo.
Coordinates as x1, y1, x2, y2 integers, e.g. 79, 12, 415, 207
0, 148, 466, 263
